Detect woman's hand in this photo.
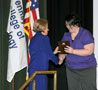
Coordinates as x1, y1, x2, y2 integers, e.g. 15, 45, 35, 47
53, 46, 60, 54
64, 46, 74, 54
58, 54, 66, 65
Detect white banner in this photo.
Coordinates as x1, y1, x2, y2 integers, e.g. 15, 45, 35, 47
7, 0, 27, 82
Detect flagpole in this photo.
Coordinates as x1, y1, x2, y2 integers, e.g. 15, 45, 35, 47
12, 78, 14, 90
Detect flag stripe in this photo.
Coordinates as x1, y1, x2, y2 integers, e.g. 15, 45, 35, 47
24, 18, 29, 24
32, 10, 37, 21
27, 0, 32, 2
25, 7, 31, 13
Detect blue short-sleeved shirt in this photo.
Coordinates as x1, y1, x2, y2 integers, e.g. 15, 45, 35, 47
62, 27, 97, 69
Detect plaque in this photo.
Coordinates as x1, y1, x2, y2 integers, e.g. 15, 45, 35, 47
58, 41, 70, 54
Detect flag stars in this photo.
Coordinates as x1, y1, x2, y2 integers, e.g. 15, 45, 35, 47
32, 4, 35, 7
31, 0, 38, 10
34, 0, 37, 2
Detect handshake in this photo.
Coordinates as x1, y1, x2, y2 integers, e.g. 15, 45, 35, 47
53, 41, 75, 65
53, 46, 67, 65
58, 54, 66, 65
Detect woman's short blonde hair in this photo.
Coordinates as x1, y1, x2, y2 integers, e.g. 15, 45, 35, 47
33, 19, 48, 32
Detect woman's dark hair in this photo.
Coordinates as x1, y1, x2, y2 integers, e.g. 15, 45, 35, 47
65, 14, 81, 27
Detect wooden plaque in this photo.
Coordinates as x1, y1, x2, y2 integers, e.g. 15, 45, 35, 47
58, 41, 70, 54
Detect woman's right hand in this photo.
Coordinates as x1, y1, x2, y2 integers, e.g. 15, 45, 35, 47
53, 46, 60, 54
58, 54, 66, 65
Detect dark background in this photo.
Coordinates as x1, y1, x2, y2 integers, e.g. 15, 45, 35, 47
0, 0, 93, 90
47, 0, 93, 90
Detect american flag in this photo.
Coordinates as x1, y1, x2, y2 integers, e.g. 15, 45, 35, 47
24, 0, 40, 64
24, 0, 40, 79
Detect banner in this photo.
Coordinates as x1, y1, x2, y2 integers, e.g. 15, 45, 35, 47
7, 0, 27, 82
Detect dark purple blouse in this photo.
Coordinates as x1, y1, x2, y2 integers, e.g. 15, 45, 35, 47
62, 27, 97, 69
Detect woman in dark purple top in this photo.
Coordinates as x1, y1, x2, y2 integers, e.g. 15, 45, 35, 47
28, 19, 60, 90
59, 14, 97, 90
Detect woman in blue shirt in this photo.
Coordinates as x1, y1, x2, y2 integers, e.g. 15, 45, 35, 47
28, 19, 60, 90
59, 14, 97, 90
